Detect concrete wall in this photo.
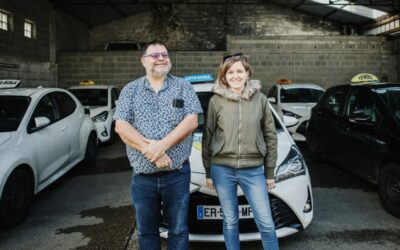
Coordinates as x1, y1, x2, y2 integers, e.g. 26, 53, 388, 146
0, 0, 89, 87
58, 36, 397, 91
90, 3, 341, 51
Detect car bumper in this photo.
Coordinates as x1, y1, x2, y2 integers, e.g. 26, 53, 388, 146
159, 171, 313, 242
94, 122, 110, 142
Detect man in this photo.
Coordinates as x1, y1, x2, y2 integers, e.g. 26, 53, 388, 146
114, 40, 202, 250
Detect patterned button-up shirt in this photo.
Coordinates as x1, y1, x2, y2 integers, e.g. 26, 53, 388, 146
114, 74, 203, 175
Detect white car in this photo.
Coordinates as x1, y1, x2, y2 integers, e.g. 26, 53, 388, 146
0, 81, 97, 228
267, 83, 325, 141
159, 75, 313, 242
69, 85, 120, 144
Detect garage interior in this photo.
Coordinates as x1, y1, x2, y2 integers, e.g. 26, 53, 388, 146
0, 0, 399, 92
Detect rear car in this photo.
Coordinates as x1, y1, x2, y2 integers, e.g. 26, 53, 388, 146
306, 74, 400, 218
267, 81, 325, 141
159, 75, 314, 241
0, 80, 97, 228
69, 84, 120, 144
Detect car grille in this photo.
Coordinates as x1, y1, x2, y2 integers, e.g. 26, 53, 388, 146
296, 121, 308, 136
160, 192, 302, 234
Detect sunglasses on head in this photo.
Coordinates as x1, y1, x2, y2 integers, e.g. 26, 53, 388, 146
142, 52, 169, 60
223, 53, 246, 62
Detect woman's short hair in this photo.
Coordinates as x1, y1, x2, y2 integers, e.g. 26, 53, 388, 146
217, 54, 253, 88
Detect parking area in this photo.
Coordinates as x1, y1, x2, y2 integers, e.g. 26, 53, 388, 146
1, 139, 399, 250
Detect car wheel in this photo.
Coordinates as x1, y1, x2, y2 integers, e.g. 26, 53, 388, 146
378, 163, 400, 218
0, 169, 33, 229
83, 132, 98, 166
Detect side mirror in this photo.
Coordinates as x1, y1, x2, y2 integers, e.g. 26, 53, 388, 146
34, 117, 50, 129
283, 115, 298, 127
113, 100, 118, 108
267, 97, 276, 104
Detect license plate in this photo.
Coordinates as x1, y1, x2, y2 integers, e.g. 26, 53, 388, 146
197, 205, 253, 220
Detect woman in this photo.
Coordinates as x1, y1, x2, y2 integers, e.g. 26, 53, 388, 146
202, 53, 279, 250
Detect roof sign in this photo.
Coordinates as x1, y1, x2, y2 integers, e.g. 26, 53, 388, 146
276, 78, 292, 85
184, 74, 214, 83
80, 80, 95, 85
0, 79, 21, 89
351, 73, 379, 84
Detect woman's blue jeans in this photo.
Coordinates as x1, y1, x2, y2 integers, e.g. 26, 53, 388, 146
211, 164, 279, 250
131, 161, 190, 250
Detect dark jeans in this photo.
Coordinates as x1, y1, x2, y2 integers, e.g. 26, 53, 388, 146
131, 161, 190, 250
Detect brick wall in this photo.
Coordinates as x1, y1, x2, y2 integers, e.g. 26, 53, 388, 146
90, 3, 340, 51
58, 36, 397, 91
0, 0, 89, 87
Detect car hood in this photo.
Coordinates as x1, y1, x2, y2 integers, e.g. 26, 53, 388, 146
0, 132, 11, 147
84, 106, 108, 118
190, 130, 292, 175
281, 103, 316, 118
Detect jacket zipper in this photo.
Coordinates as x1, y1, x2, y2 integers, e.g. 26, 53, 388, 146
238, 98, 242, 168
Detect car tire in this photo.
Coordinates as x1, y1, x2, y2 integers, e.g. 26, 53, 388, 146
378, 163, 400, 218
83, 132, 98, 166
0, 169, 33, 229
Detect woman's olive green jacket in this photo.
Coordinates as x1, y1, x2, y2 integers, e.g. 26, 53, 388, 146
201, 80, 278, 179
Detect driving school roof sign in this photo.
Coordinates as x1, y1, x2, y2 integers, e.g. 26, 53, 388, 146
0, 79, 21, 89
184, 74, 214, 83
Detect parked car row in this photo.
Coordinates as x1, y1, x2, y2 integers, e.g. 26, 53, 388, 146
0, 80, 98, 228
306, 73, 400, 218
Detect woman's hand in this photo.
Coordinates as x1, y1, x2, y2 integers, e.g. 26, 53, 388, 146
266, 179, 276, 190
206, 178, 214, 190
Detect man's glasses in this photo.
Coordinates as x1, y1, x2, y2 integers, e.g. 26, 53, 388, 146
223, 53, 245, 62
143, 52, 169, 60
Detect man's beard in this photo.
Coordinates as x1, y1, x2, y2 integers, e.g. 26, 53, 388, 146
151, 63, 171, 78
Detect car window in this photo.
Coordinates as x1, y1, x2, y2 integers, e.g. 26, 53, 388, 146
0, 96, 30, 132
280, 88, 324, 103
375, 87, 400, 124
347, 88, 380, 124
53, 92, 77, 118
69, 89, 108, 107
28, 94, 58, 130
321, 87, 348, 115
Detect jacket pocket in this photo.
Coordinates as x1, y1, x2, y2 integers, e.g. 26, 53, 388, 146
211, 133, 225, 156
256, 136, 267, 156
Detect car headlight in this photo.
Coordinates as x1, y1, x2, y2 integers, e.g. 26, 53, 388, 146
275, 145, 306, 183
282, 109, 302, 119
92, 111, 108, 122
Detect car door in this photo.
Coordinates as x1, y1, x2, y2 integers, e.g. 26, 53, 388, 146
53, 91, 81, 160
313, 86, 349, 162
28, 93, 69, 183
341, 87, 382, 179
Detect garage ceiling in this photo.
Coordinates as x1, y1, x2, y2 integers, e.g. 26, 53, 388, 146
49, 0, 400, 30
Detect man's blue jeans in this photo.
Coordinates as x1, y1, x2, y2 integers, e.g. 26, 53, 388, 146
211, 164, 279, 250
131, 161, 190, 250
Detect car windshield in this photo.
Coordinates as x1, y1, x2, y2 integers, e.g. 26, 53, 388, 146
281, 88, 324, 103
69, 89, 108, 107
0, 96, 30, 132
375, 87, 400, 123
195, 92, 283, 132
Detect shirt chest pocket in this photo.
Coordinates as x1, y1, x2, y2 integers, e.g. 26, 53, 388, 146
166, 105, 184, 126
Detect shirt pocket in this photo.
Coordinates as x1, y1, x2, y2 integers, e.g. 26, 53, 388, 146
167, 106, 184, 126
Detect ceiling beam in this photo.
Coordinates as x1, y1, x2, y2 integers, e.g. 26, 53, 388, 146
105, 0, 128, 17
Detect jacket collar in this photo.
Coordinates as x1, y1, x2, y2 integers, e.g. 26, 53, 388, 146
212, 79, 261, 101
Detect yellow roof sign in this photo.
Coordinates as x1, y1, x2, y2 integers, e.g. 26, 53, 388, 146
79, 80, 95, 85
351, 73, 379, 84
